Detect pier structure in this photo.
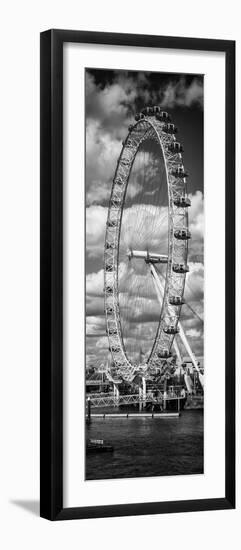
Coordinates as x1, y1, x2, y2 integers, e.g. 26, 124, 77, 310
86, 385, 186, 409
85, 356, 203, 412
85, 354, 203, 417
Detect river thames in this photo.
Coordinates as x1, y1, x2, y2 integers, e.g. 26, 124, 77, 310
86, 409, 203, 480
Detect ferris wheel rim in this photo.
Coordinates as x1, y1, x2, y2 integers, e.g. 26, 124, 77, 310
104, 110, 190, 379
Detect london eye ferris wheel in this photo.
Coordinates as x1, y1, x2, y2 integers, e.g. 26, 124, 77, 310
104, 106, 202, 384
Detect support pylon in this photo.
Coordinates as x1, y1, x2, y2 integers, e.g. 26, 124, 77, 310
142, 376, 146, 409
149, 262, 204, 388
113, 383, 120, 404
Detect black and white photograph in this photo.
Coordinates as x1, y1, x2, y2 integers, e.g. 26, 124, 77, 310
85, 68, 204, 480
0, 2, 236, 543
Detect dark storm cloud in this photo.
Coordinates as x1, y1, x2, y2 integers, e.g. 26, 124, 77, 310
86, 70, 203, 118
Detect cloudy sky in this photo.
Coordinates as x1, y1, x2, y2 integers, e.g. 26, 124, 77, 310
85, 68, 204, 369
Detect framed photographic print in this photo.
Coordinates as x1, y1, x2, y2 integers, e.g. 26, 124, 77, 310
40, 29, 235, 520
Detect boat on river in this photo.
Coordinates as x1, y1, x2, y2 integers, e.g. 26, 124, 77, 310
86, 439, 114, 453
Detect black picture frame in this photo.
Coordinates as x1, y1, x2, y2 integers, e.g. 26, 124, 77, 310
40, 29, 235, 521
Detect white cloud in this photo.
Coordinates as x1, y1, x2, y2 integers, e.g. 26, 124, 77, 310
96, 336, 109, 349
86, 296, 104, 317
185, 262, 204, 303
86, 205, 107, 258
161, 78, 203, 109
86, 119, 121, 205
86, 72, 137, 138
126, 180, 143, 199
188, 191, 204, 262
86, 268, 104, 296
186, 328, 202, 339
86, 315, 106, 336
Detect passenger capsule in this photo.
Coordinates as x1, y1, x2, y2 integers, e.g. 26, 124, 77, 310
168, 142, 184, 153
106, 241, 115, 249
115, 178, 124, 186
107, 328, 117, 335
169, 296, 185, 306
141, 106, 154, 116
107, 219, 118, 227
128, 124, 134, 131
105, 263, 114, 272
157, 349, 172, 359
174, 229, 191, 240
173, 196, 191, 208
111, 198, 121, 208
156, 111, 171, 122
109, 346, 121, 353
163, 123, 178, 134
172, 166, 189, 178
172, 263, 189, 274
105, 286, 113, 294
135, 112, 145, 121
163, 324, 179, 335
153, 106, 161, 114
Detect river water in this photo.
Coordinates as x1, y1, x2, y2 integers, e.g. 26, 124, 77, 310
86, 409, 203, 480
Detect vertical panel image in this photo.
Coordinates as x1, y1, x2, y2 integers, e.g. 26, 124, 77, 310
85, 68, 204, 480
